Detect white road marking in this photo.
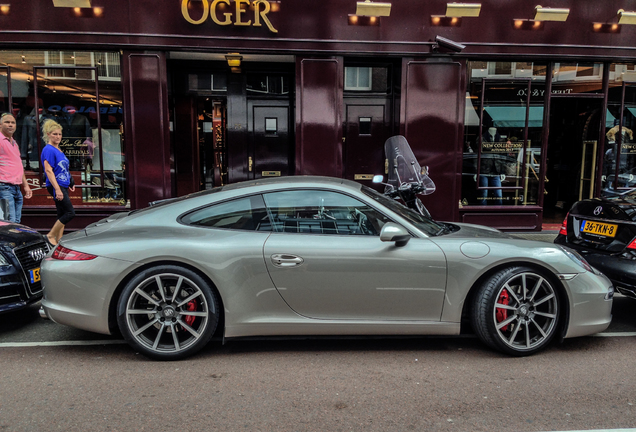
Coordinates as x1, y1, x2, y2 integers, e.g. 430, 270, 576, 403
0, 340, 126, 347
0, 331, 634, 348
592, 332, 636, 337
542, 429, 636, 432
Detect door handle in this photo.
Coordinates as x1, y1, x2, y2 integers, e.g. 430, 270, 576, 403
271, 253, 304, 268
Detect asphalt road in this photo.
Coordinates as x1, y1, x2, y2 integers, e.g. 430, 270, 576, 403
0, 297, 635, 432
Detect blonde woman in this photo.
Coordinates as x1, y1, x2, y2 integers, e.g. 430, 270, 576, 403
40, 120, 75, 245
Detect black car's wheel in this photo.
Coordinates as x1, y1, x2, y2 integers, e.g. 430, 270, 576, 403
117, 265, 220, 360
471, 266, 560, 356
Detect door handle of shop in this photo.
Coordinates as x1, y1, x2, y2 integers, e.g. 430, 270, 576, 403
271, 254, 304, 268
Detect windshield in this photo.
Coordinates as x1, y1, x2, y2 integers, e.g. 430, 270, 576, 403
385, 135, 436, 195
361, 185, 448, 236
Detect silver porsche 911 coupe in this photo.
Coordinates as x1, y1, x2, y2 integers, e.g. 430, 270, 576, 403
40, 176, 613, 360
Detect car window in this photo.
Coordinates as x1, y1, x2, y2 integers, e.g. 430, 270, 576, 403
262, 190, 391, 235
360, 185, 448, 236
181, 195, 270, 231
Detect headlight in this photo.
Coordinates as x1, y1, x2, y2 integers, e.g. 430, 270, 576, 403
558, 246, 599, 274
0, 252, 9, 266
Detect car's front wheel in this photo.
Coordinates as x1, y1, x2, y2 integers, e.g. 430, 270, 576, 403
471, 266, 560, 356
117, 265, 220, 360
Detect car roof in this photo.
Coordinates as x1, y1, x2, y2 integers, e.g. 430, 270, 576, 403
220, 175, 355, 191
144, 176, 365, 212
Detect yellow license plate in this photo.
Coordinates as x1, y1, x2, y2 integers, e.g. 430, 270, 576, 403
29, 268, 40, 284
581, 220, 618, 237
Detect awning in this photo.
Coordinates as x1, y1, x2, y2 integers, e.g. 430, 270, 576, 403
484, 106, 544, 128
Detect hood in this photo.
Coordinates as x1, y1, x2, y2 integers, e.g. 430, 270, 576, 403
442, 222, 515, 240
0, 221, 44, 246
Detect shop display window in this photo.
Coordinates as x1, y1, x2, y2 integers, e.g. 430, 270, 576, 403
604, 64, 636, 196
463, 61, 546, 207
0, 50, 126, 207
344, 66, 389, 93
552, 62, 604, 94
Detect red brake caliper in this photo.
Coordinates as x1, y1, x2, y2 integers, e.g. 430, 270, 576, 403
496, 289, 510, 331
184, 299, 197, 326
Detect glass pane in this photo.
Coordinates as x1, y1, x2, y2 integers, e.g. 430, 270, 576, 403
246, 74, 288, 94
344, 67, 358, 89
0, 68, 9, 113
603, 82, 636, 195
462, 73, 545, 207
0, 50, 126, 208
263, 190, 390, 235
552, 62, 604, 94
182, 196, 268, 230
344, 66, 388, 92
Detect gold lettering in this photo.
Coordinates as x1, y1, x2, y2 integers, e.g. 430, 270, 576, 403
234, 0, 251, 26
253, 0, 278, 33
211, 0, 232, 25
181, 0, 210, 25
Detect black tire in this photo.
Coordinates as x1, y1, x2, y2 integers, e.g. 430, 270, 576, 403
117, 265, 220, 360
471, 266, 560, 356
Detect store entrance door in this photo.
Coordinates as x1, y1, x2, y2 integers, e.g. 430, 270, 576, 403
247, 99, 291, 179
545, 98, 603, 224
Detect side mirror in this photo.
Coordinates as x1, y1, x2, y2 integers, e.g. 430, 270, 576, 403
372, 175, 384, 184
380, 222, 411, 247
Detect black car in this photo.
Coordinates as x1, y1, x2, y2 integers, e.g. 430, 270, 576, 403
555, 190, 636, 298
0, 222, 49, 313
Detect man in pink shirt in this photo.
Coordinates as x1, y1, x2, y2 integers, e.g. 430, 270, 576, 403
0, 113, 32, 223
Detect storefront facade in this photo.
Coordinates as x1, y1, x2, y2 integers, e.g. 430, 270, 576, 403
1, 0, 635, 231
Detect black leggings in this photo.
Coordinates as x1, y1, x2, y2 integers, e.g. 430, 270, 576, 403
47, 186, 76, 225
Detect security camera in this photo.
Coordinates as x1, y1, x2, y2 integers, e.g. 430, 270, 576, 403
434, 35, 466, 53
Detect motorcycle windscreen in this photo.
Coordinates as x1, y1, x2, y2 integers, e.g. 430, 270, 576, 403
384, 135, 436, 195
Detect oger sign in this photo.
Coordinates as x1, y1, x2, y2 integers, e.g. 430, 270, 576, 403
181, 0, 278, 33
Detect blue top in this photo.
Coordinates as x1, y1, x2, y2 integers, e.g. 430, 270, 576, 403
41, 145, 71, 188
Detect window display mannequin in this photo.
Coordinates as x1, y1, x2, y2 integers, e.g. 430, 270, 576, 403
603, 120, 634, 191
478, 126, 506, 205
50, 106, 92, 171
21, 103, 52, 171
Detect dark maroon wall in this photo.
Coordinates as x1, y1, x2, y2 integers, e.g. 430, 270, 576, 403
295, 57, 343, 177
0, 1, 635, 58
122, 52, 171, 208
401, 59, 464, 222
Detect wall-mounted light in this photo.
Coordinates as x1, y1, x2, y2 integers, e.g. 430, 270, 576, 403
592, 22, 621, 33
430, 15, 461, 27
348, 14, 380, 25
0, 4, 10, 15
618, 9, 636, 25
513, 19, 544, 30
355, 0, 391, 17
21, 55, 26, 63
69, 6, 104, 17
225, 53, 242, 73
53, 0, 92, 7
445, 3, 480, 17
534, 5, 569, 22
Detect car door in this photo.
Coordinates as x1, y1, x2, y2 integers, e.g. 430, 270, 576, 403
262, 189, 447, 321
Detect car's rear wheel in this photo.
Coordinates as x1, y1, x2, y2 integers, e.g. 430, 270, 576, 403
117, 265, 219, 360
471, 266, 560, 356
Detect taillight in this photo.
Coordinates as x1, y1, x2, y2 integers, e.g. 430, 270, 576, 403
51, 246, 97, 261
559, 213, 569, 236
627, 238, 636, 250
